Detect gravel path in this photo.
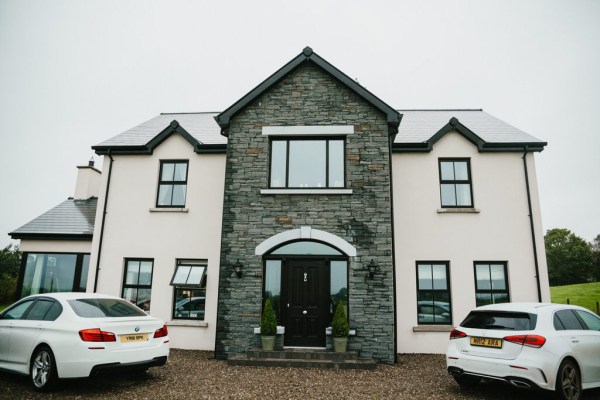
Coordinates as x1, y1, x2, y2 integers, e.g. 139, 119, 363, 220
2, 350, 600, 399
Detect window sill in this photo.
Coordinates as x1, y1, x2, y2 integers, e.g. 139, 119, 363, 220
167, 320, 208, 328
437, 208, 480, 214
412, 325, 454, 332
260, 188, 353, 195
326, 327, 357, 336
149, 208, 189, 213
254, 326, 286, 335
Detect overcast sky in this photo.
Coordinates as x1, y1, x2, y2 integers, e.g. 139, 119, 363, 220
1, 0, 598, 249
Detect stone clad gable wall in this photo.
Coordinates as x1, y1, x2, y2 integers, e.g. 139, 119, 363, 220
216, 62, 395, 363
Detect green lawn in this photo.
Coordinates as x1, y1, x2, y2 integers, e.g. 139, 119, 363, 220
0, 304, 8, 312
550, 281, 600, 314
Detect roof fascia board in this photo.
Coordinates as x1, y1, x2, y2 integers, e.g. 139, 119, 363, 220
215, 47, 401, 136
92, 120, 203, 156
9, 233, 93, 241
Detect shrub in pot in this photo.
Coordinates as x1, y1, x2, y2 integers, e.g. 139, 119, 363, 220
332, 301, 349, 352
260, 299, 277, 350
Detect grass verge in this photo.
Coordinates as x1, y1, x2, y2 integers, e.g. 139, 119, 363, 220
550, 281, 600, 314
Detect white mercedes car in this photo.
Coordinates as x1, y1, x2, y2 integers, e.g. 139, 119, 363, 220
447, 303, 600, 400
0, 292, 170, 391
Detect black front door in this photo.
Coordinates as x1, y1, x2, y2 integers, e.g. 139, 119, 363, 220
283, 259, 329, 347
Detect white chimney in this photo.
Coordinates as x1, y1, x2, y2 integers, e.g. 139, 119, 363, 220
74, 159, 101, 200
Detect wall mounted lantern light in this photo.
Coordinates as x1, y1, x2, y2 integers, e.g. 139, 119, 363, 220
367, 259, 378, 279
233, 260, 243, 278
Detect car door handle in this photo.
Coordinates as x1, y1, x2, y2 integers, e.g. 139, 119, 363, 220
570, 338, 579, 343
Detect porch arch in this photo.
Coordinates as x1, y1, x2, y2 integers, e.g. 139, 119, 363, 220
255, 226, 356, 256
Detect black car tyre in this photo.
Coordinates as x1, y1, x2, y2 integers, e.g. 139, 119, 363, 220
555, 359, 581, 400
453, 374, 481, 387
30, 345, 58, 392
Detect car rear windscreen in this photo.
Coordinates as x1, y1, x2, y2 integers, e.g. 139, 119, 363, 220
68, 298, 147, 318
461, 311, 536, 331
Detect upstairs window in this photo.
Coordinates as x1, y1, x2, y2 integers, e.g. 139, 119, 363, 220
157, 161, 188, 207
439, 159, 473, 207
270, 138, 345, 188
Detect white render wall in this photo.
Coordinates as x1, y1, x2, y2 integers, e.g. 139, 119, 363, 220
392, 132, 550, 354
87, 134, 225, 350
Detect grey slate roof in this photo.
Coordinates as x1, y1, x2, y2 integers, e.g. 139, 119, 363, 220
396, 110, 541, 144
94, 112, 225, 148
92, 109, 545, 153
9, 198, 97, 240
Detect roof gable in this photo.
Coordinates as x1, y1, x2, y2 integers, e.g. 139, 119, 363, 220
215, 47, 401, 136
93, 118, 226, 155
393, 111, 547, 152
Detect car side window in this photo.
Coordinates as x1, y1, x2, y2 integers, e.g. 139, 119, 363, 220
554, 309, 585, 331
24, 300, 62, 321
575, 310, 600, 331
2, 300, 36, 320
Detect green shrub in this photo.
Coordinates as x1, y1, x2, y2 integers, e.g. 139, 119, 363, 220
0, 275, 16, 305
332, 301, 349, 338
261, 299, 277, 336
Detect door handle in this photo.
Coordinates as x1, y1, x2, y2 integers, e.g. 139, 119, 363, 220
303, 310, 307, 315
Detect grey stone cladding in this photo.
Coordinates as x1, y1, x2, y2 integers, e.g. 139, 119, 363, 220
215, 62, 395, 363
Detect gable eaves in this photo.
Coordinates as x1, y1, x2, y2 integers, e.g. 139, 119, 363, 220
393, 117, 547, 153
93, 120, 213, 155
215, 47, 401, 137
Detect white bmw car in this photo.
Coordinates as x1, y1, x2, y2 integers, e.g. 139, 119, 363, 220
0, 292, 170, 391
447, 303, 600, 400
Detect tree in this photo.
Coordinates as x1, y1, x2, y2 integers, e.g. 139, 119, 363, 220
0, 244, 21, 304
544, 229, 594, 286
591, 234, 600, 282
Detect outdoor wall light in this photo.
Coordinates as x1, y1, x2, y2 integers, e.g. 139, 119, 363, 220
367, 259, 378, 279
233, 260, 243, 278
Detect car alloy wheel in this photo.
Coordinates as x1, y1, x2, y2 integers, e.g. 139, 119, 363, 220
556, 359, 581, 400
30, 346, 57, 391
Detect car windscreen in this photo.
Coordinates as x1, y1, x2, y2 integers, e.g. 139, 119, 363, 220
460, 311, 536, 331
68, 298, 147, 318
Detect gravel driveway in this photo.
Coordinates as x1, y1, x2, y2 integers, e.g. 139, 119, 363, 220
2, 350, 600, 399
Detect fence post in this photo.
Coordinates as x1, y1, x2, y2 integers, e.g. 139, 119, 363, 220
566, 298, 570, 305
596, 301, 599, 315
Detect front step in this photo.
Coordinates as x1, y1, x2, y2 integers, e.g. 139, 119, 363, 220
228, 348, 377, 370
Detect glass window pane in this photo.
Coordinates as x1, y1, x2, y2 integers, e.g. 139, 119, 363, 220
476, 264, 491, 290
288, 140, 326, 187
69, 298, 146, 318
330, 261, 348, 305
265, 260, 282, 321
4, 300, 36, 319
490, 264, 506, 290
174, 163, 187, 181
139, 261, 153, 285
433, 292, 451, 324
187, 266, 205, 285
440, 184, 456, 206
136, 288, 151, 311
21, 254, 45, 297
270, 141, 287, 188
328, 140, 344, 188
25, 300, 54, 320
417, 264, 432, 290
157, 185, 173, 206
432, 264, 447, 290
476, 293, 492, 307
125, 261, 140, 285
174, 288, 205, 320
271, 241, 342, 255
173, 266, 191, 285
454, 162, 469, 180
161, 163, 175, 181
492, 293, 509, 304
440, 162, 455, 180
171, 184, 187, 206
576, 310, 600, 330
79, 255, 90, 292
122, 287, 138, 305
455, 184, 472, 206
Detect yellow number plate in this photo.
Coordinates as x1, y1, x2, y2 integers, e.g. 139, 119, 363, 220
120, 333, 148, 343
470, 336, 502, 348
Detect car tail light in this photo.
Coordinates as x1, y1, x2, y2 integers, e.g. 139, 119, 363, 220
154, 325, 168, 339
504, 334, 546, 348
450, 329, 467, 340
79, 328, 116, 342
